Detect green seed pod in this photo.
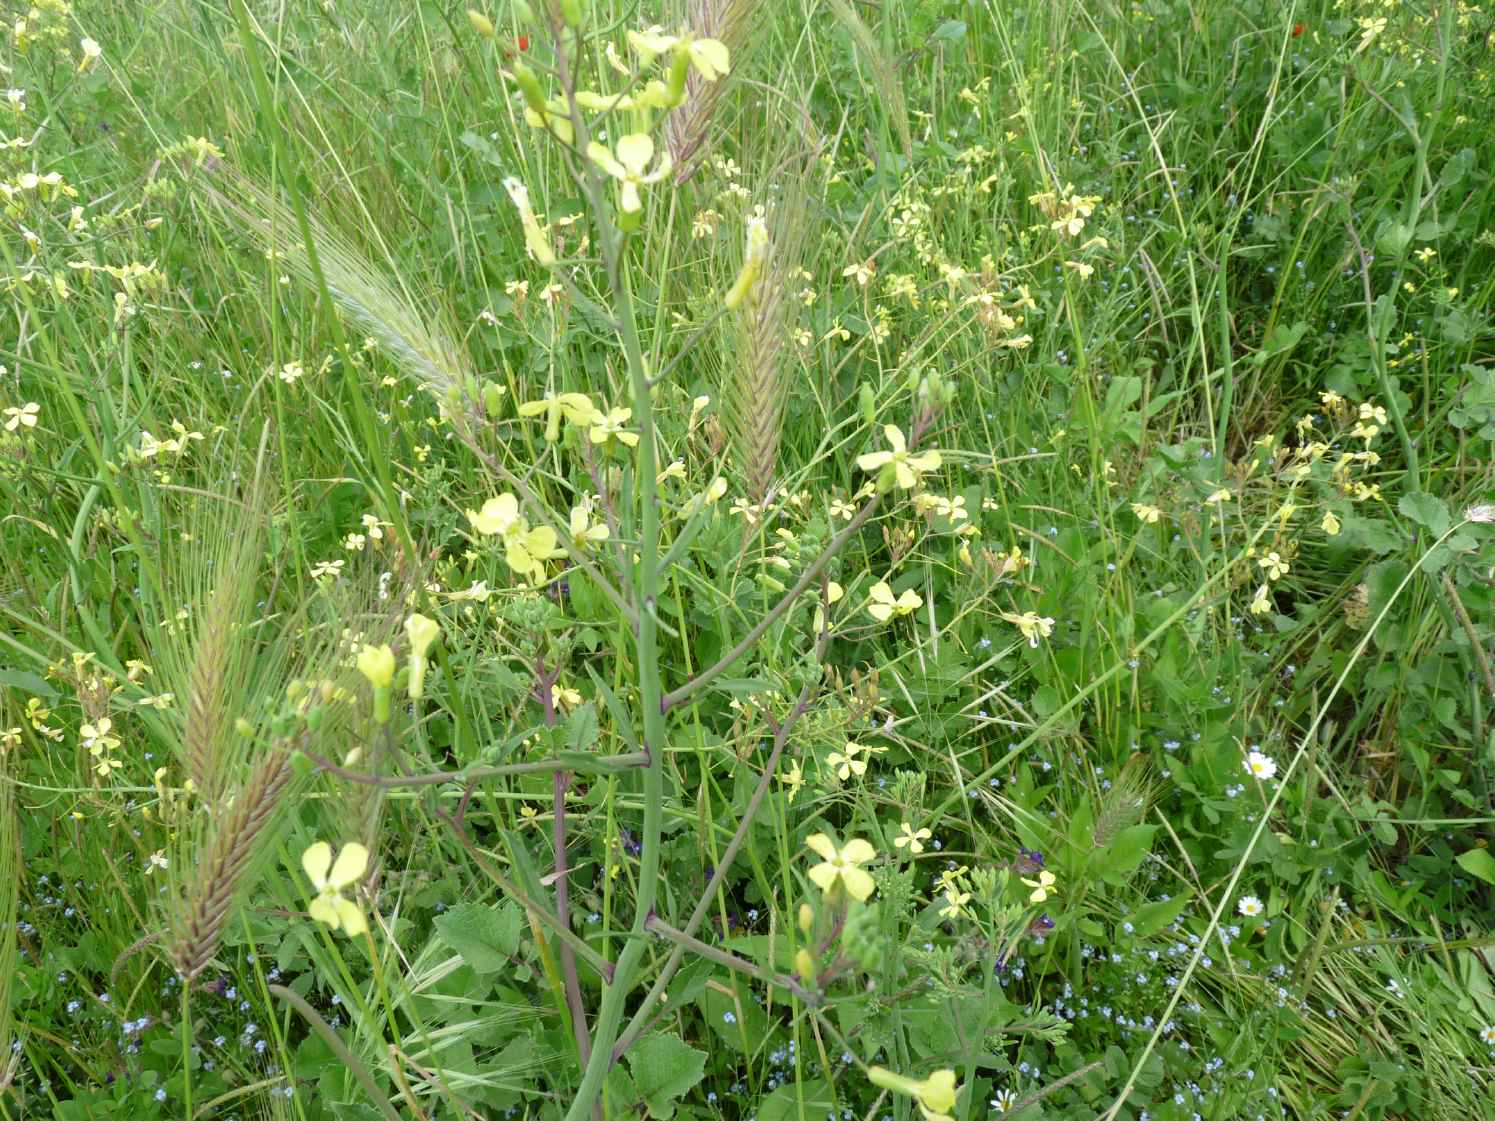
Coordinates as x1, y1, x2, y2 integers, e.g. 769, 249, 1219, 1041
858, 383, 876, 427
512, 61, 546, 114
665, 47, 690, 105
482, 381, 505, 417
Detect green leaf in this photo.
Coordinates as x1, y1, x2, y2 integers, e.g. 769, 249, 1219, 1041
1094, 825, 1157, 884
756, 1080, 835, 1121
565, 702, 599, 751
1397, 492, 1451, 537
628, 1033, 707, 1119
434, 902, 521, 973
1129, 893, 1191, 938
1455, 847, 1495, 886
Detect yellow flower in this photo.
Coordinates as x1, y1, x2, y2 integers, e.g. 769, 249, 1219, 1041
657, 459, 687, 484
505, 525, 565, 584
590, 406, 640, 449
1000, 611, 1054, 648
867, 1067, 959, 1121
3, 402, 39, 431
779, 761, 805, 800
626, 26, 731, 80
895, 822, 931, 854
1131, 502, 1162, 524
356, 644, 396, 690
1022, 869, 1057, 903
805, 833, 877, 901
856, 424, 941, 491
1205, 488, 1232, 505
404, 614, 440, 700
1248, 584, 1272, 616
518, 392, 597, 442
587, 134, 672, 216
1321, 511, 1341, 536
569, 503, 610, 550
940, 886, 972, 919
468, 493, 522, 537
301, 841, 370, 936
1258, 551, 1289, 581
550, 683, 583, 710
867, 580, 922, 622
79, 718, 119, 754
842, 260, 876, 287
77, 37, 101, 72
825, 742, 867, 780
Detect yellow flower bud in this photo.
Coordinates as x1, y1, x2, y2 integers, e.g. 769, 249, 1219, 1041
356, 643, 396, 723
404, 614, 440, 700
798, 902, 814, 933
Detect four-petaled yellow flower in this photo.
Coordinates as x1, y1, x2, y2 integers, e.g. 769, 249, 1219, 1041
1258, 551, 1289, 581
301, 841, 370, 936
468, 493, 523, 537
940, 886, 972, 919
3, 402, 39, 431
826, 740, 869, 780
589, 406, 640, 449
1131, 503, 1162, 524
867, 580, 922, 622
504, 523, 565, 584
1000, 611, 1054, 648
857, 424, 942, 491
569, 503, 610, 550
518, 392, 598, 443
805, 833, 877, 901
1022, 869, 1058, 903
587, 134, 672, 217
626, 26, 731, 80
895, 822, 931, 854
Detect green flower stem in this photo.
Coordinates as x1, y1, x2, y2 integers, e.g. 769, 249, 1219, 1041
643, 915, 821, 1007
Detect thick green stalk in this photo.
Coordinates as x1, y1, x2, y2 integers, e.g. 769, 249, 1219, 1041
563, 225, 667, 1121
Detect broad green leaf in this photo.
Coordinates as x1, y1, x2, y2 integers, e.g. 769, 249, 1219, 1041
1455, 847, 1495, 886
628, 1033, 707, 1119
434, 902, 521, 973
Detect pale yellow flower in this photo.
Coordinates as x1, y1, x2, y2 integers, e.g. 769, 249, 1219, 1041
867, 581, 922, 622
857, 424, 941, 490
1131, 502, 1162, 524
517, 392, 597, 442
1258, 551, 1289, 581
356, 644, 396, 690
895, 822, 931, 854
569, 503, 610, 549
1000, 611, 1054, 648
805, 833, 877, 901
589, 406, 640, 449
468, 493, 522, 537
3, 402, 39, 431
626, 27, 731, 80
301, 841, 370, 936
1022, 869, 1058, 903
587, 134, 672, 215
867, 1067, 959, 1121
